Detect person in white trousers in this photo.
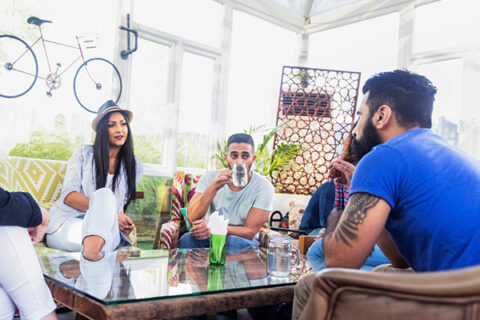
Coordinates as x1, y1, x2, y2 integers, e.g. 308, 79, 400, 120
0, 192, 57, 320
46, 100, 143, 260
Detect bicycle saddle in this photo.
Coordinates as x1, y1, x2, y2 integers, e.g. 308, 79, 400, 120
27, 16, 52, 26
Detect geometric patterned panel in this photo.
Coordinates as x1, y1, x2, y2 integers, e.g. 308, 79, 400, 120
1, 157, 66, 209
273, 66, 360, 195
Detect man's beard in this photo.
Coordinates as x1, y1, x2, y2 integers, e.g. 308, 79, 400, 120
351, 118, 382, 162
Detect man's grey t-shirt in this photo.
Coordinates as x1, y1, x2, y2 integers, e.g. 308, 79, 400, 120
195, 170, 274, 226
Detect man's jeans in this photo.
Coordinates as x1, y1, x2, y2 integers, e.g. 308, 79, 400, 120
306, 237, 390, 271
179, 232, 259, 253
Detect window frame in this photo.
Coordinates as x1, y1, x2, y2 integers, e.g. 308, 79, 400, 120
116, 8, 231, 177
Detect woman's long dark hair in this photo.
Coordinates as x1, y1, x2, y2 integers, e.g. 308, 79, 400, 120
94, 111, 136, 206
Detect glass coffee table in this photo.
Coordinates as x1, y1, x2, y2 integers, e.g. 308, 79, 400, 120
38, 247, 312, 319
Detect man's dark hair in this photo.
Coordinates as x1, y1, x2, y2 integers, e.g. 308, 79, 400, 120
227, 133, 255, 152
362, 69, 437, 128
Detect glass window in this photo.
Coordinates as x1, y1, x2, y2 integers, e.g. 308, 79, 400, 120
264, 0, 306, 16
310, 0, 363, 16
129, 38, 170, 167
309, 13, 399, 87
417, 59, 463, 146
133, 0, 223, 48
177, 52, 215, 169
414, 0, 480, 53
226, 11, 297, 136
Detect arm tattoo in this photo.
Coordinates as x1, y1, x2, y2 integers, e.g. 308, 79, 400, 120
334, 193, 380, 247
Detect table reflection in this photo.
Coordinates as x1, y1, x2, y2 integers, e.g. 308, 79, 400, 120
47, 250, 135, 300
184, 247, 268, 292
39, 247, 311, 304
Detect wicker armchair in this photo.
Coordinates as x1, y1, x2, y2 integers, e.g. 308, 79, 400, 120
155, 171, 273, 249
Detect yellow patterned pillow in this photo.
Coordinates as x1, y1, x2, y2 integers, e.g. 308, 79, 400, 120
8, 157, 66, 206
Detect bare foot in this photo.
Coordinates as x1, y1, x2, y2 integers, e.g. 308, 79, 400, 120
82, 235, 105, 261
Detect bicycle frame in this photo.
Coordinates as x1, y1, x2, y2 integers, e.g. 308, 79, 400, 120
11, 27, 92, 80
2, 19, 122, 112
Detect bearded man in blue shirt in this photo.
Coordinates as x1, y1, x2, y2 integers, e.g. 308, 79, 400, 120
293, 69, 480, 320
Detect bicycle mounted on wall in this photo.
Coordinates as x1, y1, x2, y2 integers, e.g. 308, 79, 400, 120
0, 16, 122, 113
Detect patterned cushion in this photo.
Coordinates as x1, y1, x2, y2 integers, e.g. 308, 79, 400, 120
158, 171, 188, 249
170, 171, 185, 222
181, 173, 201, 235
184, 173, 201, 206
288, 200, 306, 237
158, 221, 180, 250
159, 172, 201, 249
0, 159, 11, 190
0, 157, 66, 207
162, 172, 201, 237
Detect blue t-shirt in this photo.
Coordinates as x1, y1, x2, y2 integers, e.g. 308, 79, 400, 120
350, 128, 480, 271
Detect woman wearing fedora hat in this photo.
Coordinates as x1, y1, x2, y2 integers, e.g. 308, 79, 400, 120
46, 100, 143, 256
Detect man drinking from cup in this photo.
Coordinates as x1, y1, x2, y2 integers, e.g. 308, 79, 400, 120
179, 133, 274, 251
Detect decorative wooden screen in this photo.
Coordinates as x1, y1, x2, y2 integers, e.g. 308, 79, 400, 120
273, 66, 361, 195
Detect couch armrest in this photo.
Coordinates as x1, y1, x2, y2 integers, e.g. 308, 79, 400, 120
158, 220, 181, 250
301, 265, 480, 320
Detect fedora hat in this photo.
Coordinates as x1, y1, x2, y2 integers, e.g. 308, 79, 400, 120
91, 100, 133, 132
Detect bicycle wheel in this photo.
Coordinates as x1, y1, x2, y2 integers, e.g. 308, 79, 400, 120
0, 35, 38, 98
73, 57, 122, 113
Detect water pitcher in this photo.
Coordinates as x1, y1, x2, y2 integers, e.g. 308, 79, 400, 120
267, 235, 300, 277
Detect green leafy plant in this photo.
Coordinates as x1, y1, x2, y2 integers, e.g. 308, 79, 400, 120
214, 140, 229, 169
213, 124, 301, 180
9, 131, 84, 160
133, 134, 163, 164
8, 114, 85, 160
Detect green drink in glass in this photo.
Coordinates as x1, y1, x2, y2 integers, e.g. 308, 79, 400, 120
209, 234, 227, 264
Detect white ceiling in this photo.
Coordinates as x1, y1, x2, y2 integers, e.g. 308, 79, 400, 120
214, 0, 440, 33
